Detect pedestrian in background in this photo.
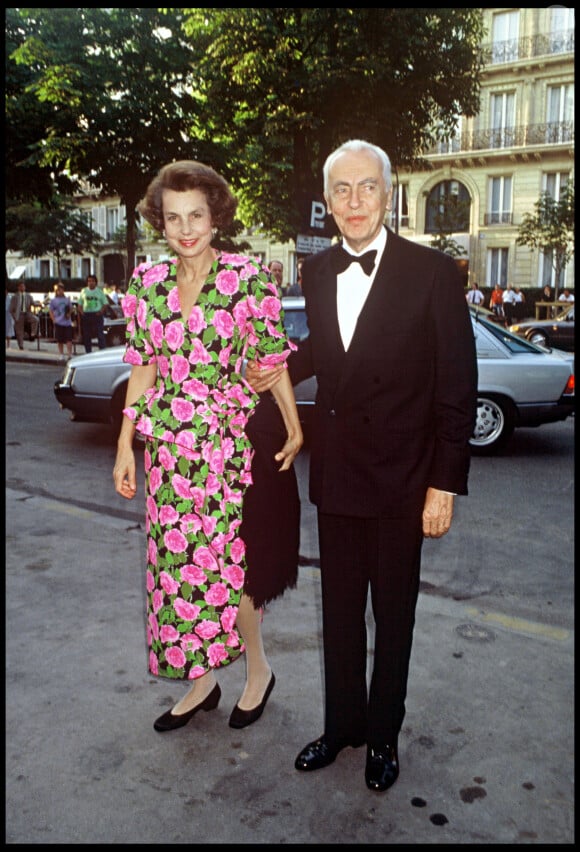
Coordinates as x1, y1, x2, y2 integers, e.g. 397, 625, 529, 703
10, 281, 38, 349
6, 285, 15, 348
466, 281, 484, 306
489, 283, 504, 319
502, 284, 517, 325
269, 259, 287, 296
78, 274, 107, 352
112, 160, 302, 734
513, 287, 526, 320
285, 258, 304, 296
559, 288, 574, 303
49, 282, 74, 361
247, 138, 477, 793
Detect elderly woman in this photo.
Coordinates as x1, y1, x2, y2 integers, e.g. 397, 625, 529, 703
113, 160, 302, 732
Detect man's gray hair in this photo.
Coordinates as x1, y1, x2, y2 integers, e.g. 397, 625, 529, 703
323, 140, 392, 195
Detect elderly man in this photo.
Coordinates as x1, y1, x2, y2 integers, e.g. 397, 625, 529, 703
249, 139, 477, 792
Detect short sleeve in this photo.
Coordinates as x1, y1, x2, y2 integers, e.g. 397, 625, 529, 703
121, 270, 157, 367
244, 264, 297, 368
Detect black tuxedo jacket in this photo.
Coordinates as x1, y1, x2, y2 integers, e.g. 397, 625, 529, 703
289, 228, 478, 518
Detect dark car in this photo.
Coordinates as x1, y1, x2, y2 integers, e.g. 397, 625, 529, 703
509, 303, 574, 352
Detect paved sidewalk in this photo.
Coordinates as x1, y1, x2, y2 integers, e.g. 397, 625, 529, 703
5, 337, 82, 365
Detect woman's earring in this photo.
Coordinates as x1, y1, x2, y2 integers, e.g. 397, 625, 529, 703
211, 227, 218, 238
162, 229, 166, 238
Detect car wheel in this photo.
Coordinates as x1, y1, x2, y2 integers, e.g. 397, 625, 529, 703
107, 328, 125, 347
470, 395, 515, 454
529, 330, 548, 347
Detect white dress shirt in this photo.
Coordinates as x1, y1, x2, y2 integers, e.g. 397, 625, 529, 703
337, 227, 387, 350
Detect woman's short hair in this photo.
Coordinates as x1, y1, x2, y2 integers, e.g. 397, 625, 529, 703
138, 160, 237, 233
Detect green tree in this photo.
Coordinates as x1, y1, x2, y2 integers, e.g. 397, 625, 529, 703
178, 7, 485, 240
7, 7, 485, 253
516, 181, 575, 299
8, 8, 215, 278
6, 199, 102, 274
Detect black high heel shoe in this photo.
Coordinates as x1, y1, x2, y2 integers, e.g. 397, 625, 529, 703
153, 683, 221, 732
229, 672, 276, 729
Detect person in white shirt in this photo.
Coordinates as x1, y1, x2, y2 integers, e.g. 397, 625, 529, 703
466, 282, 484, 306
502, 284, 517, 324
559, 289, 574, 303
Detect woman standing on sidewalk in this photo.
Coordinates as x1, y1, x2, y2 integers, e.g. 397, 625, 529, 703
113, 160, 302, 733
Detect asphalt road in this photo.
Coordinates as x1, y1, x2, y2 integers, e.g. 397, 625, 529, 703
5, 361, 575, 844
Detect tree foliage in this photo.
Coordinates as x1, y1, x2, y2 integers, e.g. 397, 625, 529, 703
7, 7, 485, 268
6, 199, 102, 271
516, 182, 575, 298
178, 8, 485, 240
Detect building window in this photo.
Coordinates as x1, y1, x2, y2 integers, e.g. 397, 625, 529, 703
436, 117, 463, 155
546, 85, 574, 143
81, 258, 92, 279
389, 183, 409, 230
543, 172, 569, 200
107, 207, 120, 240
540, 250, 566, 291
550, 7, 575, 54
92, 206, 106, 239
40, 260, 50, 278
59, 260, 72, 279
425, 181, 470, 234
487, 247, 509, 288
490, 92, 516, 148
491, 10, 520, 64
487, 176, 512, 225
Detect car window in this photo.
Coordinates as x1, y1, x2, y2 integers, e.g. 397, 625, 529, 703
473, 314, 547, 354
283, 308, 310, 342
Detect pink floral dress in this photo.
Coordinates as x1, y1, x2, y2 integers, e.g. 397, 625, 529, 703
121, 252, 295, 680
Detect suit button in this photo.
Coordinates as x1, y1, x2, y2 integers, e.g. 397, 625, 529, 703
329, 409, 336, 416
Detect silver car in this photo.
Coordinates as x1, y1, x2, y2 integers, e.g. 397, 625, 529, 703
54, 298, 574, 454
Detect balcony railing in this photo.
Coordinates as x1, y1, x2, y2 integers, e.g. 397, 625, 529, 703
429, 121, 574, 155
482, 30, 574, 65
484, 212, 513, 226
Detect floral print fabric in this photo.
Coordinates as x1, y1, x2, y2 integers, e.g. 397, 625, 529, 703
121, 252, 295, 679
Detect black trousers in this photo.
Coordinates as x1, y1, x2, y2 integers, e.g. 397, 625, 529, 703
81, 313, 106, 352
317, 511, 423, 749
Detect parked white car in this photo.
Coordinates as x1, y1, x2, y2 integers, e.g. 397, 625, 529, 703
54, 298, 574, 454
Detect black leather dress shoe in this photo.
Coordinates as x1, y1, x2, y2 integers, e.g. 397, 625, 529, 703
228, 672, 276, 729
365, 744, 399, 792
153, 683, 221, 732
295, 735, 365, 771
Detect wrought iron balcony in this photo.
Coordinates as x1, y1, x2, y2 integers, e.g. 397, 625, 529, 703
429, 121, 574, 156
481, 30, 574, 65
484, 212, 513, 226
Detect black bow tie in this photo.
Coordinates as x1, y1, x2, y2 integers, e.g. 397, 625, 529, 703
332, 246, 377, 277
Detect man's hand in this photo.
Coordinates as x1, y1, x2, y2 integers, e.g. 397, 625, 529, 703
422, 487, 454, 538
245, 359, 285, 393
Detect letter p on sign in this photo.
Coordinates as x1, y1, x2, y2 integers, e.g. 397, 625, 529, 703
310, 201, 326, 230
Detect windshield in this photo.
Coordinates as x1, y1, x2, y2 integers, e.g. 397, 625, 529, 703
474, 314, 548, 354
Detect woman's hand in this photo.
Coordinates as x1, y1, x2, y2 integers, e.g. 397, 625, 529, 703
113, 443, 137, 500
246, 359, 284, 393
275, 428, 303, 472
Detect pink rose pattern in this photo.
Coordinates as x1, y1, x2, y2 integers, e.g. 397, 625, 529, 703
122, 252, 296, 680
